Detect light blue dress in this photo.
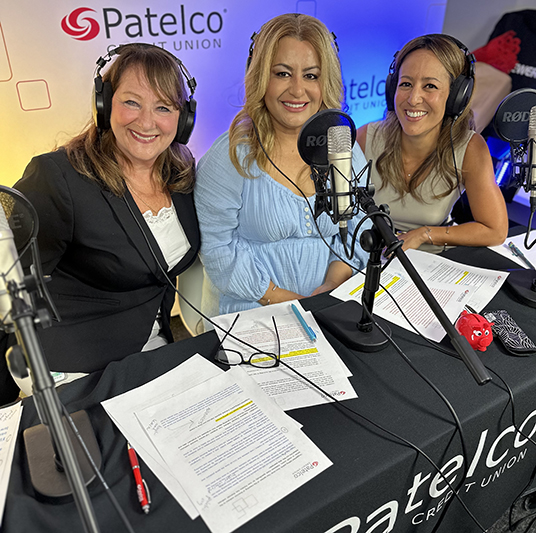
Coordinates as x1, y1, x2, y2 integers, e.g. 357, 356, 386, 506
195, 131, 371, 316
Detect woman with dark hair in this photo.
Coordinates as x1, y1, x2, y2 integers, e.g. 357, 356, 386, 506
195, 13, 370, 316
357, 34, 508, 252
10, 43, 200, 388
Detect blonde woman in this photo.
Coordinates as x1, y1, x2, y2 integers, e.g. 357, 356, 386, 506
195, 13, 370, 316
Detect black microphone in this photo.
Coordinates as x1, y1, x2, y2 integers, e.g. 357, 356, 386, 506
1, 186, 101, 513
494, 88, 536, 143
494, 88, 536, 211
529, 105, 536, 213
327, 125, 353, 241
492, 92, 536, 307
494, 89, 536, 222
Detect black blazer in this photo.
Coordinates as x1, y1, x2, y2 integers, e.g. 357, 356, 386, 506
12, 149, 200, 373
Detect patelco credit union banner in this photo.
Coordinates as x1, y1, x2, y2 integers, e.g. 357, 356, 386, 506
0, 0, 446, 185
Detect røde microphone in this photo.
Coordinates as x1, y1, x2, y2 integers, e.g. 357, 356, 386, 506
298, 109, 357, 230
327, 125, 353, 240
529, 105, 536, 212
0, 190, 28, 330
0, 186, 60, 331
298, 108, 356, 168
494, 87, 536, 143
493, 93, 536, 306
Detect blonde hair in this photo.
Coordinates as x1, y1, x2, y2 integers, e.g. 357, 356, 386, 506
375, 34, 475, 201
64, 43, 195, 196
229, 13, 343, 178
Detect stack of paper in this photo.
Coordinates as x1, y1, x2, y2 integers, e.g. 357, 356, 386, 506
103, 353, 333, 533
330, 249, 508, 342
103, 355, 219, 519
0, 402, 23, 527
211, 300, 358, 411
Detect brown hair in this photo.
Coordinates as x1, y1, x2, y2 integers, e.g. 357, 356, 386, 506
375, 34, 475, 201
229, 13, 342, 178
64, 43, 195, 196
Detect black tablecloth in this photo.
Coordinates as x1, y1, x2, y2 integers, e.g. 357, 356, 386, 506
3, 246, 536, 533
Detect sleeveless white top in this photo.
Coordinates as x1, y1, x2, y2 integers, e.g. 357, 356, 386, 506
364, 121, 474, 253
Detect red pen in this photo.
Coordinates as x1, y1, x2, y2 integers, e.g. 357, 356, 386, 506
127, 442, 151, 514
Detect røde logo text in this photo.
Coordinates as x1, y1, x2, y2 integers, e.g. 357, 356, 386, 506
306, 135, 327, 147
500, 111, 531, 123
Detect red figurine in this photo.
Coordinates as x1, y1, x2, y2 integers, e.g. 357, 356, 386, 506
455, 310, 494, 352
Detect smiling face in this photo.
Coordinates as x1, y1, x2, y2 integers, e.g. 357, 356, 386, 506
264, 36, 323, 137
394, 48, 451, 142
110, 66, 180, 173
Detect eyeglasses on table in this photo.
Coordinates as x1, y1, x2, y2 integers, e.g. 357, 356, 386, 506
214, 314, 281, 369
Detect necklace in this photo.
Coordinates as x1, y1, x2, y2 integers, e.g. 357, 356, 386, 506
127, 183, 169, 215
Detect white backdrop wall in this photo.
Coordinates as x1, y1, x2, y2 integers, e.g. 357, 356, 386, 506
0, 0, 447, 187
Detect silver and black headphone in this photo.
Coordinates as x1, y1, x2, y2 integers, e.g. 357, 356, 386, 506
93, 43, 197, 144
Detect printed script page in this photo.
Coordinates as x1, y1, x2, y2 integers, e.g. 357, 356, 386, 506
330, 249, 507, 342
211, 300, 357, 410
102, 354, 223, 519
135, 366, 332, 533
0, 402, 23, 526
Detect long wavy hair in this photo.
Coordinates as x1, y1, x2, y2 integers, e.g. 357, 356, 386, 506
375, 34, 476, 201
64, 43, 195, 196
229, 13, 343, 178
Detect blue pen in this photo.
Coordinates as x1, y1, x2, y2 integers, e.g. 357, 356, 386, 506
508, 241, 535, 269
291, 304, 316, 342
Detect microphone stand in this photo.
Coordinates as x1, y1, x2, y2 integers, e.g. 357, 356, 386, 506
6, 279, 101, 533
316, 185, 492, 386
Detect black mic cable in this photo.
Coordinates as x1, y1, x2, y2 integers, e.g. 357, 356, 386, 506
246, 121, 488, 531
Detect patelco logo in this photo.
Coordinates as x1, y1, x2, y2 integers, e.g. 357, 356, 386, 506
61, 7, 100, 41
60, 5, 225, 49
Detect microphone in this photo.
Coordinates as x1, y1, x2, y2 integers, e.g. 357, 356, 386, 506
494, 89, 536, 220
327, 125, 353, 240
494, 88, 536, 143
297, 109, 358, 227
1, 186, 101, 512
0, 189, 30, 330
0, 185, 59, 332
529, 105, 536, 212
492, 93, 536, 307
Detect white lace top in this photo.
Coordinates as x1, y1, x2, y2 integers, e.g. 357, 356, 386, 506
141, 203, 190, 350
142, 203, 190, 270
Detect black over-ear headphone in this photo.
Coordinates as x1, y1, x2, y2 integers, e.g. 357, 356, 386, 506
93, 44, 197, 144
245, 28, 340, 72
385, 34, 475, 119
245, 32, 258, 72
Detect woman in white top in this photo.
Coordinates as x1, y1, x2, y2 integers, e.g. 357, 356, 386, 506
357, 34, 508, 253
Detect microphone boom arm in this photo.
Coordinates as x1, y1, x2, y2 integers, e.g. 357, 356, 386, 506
356, 187, 492, 386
